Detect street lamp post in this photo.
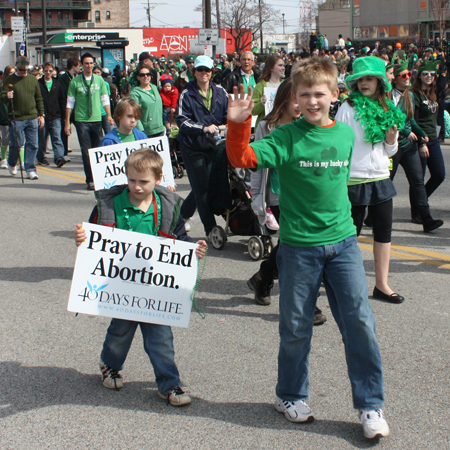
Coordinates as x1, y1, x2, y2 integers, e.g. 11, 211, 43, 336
282, 13, 285, 35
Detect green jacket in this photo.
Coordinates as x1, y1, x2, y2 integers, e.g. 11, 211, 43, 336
0, 82, 9, 125
251, 80, 267, 130
129, 85, 165, 136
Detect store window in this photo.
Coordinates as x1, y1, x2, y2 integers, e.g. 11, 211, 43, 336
95, 11, 101, 22
106, 11, 111, 20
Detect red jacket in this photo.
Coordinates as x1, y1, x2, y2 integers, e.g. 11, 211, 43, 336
159, 86, 179, 109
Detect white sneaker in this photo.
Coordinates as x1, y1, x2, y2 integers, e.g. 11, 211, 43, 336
27, 171, 39, 180
21, 162, 25, 170
274, 396, 314, 423
360, 409, 390, 439
266, 209, 280, 231
158, 386, 191, 406
7, 163, 17, 176
99, 360, 124, 390
0, 160, 8, 169
184, 218, 191, 232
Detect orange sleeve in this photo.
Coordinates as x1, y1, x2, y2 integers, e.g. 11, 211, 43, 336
226, 116, 258, 169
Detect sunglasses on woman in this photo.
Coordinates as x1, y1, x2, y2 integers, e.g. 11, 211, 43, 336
195, 67, 212, 73
398, 71, 412, 79
138, 72, 151, 77
421, 71, 436, 77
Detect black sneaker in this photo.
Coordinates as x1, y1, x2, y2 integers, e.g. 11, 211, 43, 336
37, 159, 50, 166
423, 219, 444, 233
99, 361, 123, 390
87, 182, 95, 191
247, 271, 273, 305
56, 158, 67, 168
314, 307, 327, 326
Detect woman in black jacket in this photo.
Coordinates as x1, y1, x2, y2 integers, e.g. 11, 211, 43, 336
176, 55, 228, 238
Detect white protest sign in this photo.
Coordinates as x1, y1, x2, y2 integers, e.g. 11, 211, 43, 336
264, 87, 278, 116
88, 136, 175, 190
68, 223, 199, 328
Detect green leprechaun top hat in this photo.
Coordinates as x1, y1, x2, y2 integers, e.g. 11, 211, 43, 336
418, 60, 438, 74
345, 56, 392, 92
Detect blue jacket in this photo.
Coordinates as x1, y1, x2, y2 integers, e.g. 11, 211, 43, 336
100, 127, 148, 147
176, 80, 227, 152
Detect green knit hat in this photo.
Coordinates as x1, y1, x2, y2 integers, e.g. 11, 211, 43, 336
345, 56, 392, 92
394, 60, 408, 77
418, 61, 438, 73
186, 54, 196, 63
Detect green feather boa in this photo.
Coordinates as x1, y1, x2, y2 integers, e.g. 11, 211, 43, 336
351, 91, 406, 144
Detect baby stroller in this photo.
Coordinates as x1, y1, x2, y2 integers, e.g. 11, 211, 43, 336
207, 140, 275, 260
168, 127, 184, 179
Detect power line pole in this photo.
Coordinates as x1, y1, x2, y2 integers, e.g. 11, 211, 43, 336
42, 0, 47, 60
147, 0, 151, 28
259, 0, 263, 52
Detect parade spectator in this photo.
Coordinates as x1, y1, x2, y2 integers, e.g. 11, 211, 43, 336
129, 65, 165, 139
226, 58, 390, 440
309, 31, 317, 53
58, 57, 80, 156
37, 62, 68, 168
390, 62, 443, 231
0, 56, 44, 180
222, 51, 260, 94
336, 34, 345, 50
159, 76, 179, 130
251, 54, 285, 129
0, 65, 14, 169
65, 52, 113, 190
175, 54, 196, 92
176, 55, 228, 238
336, 56, 405, 303
412, 62, 446, 220
93, 65, 112, 135
74, 148, 207, 405
324, 34, 329, 50
129, 52, 159, 90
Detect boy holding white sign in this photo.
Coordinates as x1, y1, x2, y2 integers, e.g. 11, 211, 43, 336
74, 149, 207, 406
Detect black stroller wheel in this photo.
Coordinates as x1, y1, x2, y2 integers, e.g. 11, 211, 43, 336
248, 236, 264, 260
177, 167, 184, 178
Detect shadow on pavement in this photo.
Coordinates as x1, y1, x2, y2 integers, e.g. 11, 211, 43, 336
0, 361, 378, 448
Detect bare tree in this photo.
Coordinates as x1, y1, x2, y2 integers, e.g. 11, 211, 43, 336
430, 0, 450, 42
196, 0, 280, 52
299, 0, 320, 34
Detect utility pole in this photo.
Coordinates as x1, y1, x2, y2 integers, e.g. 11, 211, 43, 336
42, 0, 47, 61
205, 0, 211, 28
147, 0, 151, 28
216, 0, 221, 34
15, 0, 19, 60
282, 13, 285, 35
259, 0, 263, 52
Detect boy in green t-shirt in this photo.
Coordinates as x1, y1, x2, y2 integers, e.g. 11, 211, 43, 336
74, 148, 207, 406
226, 58, 390, 440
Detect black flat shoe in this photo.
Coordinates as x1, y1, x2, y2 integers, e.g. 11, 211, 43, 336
373, 286, 404, 304
411, 216, 423, 225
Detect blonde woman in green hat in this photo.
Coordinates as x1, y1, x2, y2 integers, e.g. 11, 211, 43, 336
336, 56, 406, 304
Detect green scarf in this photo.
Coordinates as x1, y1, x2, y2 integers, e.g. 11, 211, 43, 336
81, 73, 94, 119
351, 91, 406, 144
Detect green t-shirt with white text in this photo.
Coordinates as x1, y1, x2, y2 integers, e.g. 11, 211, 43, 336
251, 118, 357, 247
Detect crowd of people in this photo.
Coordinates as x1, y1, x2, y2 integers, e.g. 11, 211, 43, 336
1, 39, 449, 441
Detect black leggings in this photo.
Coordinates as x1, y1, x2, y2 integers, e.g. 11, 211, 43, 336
351, 199, 393, 243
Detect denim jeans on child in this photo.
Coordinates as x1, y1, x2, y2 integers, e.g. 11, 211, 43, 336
276, 235, 384, 410
100, 318, 181, 394
7, 118, 39, 172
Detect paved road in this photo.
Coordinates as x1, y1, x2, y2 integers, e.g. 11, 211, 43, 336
1, 137, 449, 449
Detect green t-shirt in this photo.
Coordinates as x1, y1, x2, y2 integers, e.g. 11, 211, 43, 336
67, 73, 108, 122
251, 118, 357, 247
116, 130, 136, 143
45, 79, 53, 91
113, 188, 161, 235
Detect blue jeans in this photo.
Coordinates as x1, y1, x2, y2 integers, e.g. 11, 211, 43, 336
179, 144, 216, 235
101, 319, 180, 394
7, 118, 39, 172
38, 119, 65, 164
74, 121, 102, 184
276, 235, 384, 410
101, 115, 112, 135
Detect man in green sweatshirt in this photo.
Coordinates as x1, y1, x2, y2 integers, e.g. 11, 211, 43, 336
0, 56, 44, 180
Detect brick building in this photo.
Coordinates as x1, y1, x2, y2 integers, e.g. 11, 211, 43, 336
90, 0, 130, 28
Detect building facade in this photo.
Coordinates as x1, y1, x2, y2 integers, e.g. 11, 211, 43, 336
319, 0, 450, 48
89, 0, 130, 28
